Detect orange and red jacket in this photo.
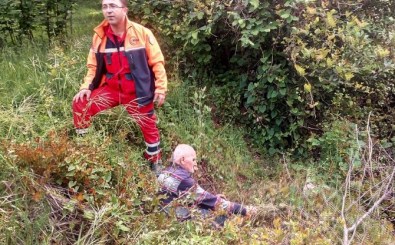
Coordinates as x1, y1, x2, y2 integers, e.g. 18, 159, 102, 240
80, 19, 168, 106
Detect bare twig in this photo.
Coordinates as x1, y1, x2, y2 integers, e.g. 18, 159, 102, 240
347, 166, 394, 233
341, 114, 395, 245
341, 154, 353, 244
281, 154, 292, 180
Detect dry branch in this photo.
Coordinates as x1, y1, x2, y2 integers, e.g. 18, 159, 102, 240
341, 116, 395, 245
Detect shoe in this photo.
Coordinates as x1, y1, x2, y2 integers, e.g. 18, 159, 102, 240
75, 128, 89, 136
150, 161, 164, 177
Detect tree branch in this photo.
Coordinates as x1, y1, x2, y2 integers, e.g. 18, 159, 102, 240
347, 166, 395, 234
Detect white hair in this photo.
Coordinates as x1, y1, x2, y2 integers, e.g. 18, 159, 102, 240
172, 144, 195, 164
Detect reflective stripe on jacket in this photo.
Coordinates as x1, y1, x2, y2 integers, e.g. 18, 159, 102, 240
80, 19, 168, 106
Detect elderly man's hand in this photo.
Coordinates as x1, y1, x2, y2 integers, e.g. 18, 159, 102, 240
73, 89, 91, 103
154, 93, 165, 107
245, 205, 258, 218
216, 194, 227, 200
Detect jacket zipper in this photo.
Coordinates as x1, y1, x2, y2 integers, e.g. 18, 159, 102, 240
114, 35, 123, 93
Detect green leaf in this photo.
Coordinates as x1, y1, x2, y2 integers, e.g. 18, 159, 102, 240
247, 83, 255, 92
68, 181, 76, 188
278, 9, 291, 19
83, 210, 94, 220
247, 95, 256, 104
197, 12, 204, 20
295, 64, 306, 76
344, 72, 354, 81
191, 31, 198, 39
249, 0, 259, 11
326, 11, 337, 28
259, 105, 266, 113
105, 173, 112, 182
262, 27, 271, 32
270, 90, 278, 98
117, 223, 130, 232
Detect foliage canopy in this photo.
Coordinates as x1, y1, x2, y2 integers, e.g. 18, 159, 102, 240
0, 0, 75, 46
130, 0, 395, 156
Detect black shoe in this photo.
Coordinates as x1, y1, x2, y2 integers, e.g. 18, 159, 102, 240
150, 161, 163, 177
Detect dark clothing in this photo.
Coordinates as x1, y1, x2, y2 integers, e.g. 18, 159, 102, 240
157, 165, 247, 219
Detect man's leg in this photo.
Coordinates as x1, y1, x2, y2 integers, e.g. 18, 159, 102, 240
199, 208, 227, 227
72, 86, 119, 134
124, 100, 162, 171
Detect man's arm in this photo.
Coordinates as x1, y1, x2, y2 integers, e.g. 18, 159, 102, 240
73, 35, 99, 102
80, 41, 99, 91
178, 176, 247, 215
194, 184, 247, 215
144, 29, 167, 104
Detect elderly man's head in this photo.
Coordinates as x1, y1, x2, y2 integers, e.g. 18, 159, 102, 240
172, 144, 197, 173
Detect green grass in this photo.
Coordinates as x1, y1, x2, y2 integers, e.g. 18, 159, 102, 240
0, 0, 393, 244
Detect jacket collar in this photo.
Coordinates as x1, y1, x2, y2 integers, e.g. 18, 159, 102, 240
94, 18, 135, 39
166, 164, 192, 176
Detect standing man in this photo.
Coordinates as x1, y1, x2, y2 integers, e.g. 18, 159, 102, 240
72, 0, 167, 173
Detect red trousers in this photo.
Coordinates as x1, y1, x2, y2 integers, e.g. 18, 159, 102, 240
72, 85, 161, 162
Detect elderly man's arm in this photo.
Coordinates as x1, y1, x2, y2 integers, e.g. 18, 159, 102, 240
161, 167, 251, 216
193, 185, 247, 215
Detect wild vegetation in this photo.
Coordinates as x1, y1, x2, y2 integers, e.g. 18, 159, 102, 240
129, 0, 395, 156
0, 0, 76, 46
0, 0, 394, 244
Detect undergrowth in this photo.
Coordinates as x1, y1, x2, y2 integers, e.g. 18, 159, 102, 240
0, 0, 393, 244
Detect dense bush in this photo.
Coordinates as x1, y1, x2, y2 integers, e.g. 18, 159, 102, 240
129, 0, 395, 156
0, 0, 75, 46
284, 0, 395, 149
129, 0, 301, 155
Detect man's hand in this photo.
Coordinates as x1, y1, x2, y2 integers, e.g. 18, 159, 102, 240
154, 93, 165, 107
73, 89, 91, 103
245, 205, 258, 218
216, 194, 227, 200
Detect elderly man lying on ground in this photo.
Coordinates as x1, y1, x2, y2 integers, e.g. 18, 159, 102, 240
157, 144, 256, 226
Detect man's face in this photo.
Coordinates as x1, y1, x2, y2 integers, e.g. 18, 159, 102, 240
101, 0, 127, 26
180, 150, 198, 174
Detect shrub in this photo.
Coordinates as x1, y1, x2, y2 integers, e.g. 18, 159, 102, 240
283, 0, 395, 142
129, 0, 395, 156
0, 0, 76, 46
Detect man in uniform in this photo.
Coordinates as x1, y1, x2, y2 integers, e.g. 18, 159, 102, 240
72, 0, 167, 174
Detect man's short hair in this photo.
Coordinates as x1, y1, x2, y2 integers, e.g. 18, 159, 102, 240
172, 144, 195, 164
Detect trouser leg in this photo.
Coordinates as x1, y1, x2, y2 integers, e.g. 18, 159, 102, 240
72, 86, 119, 132
199, 208, 227, 227
123, 100, 161, 163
